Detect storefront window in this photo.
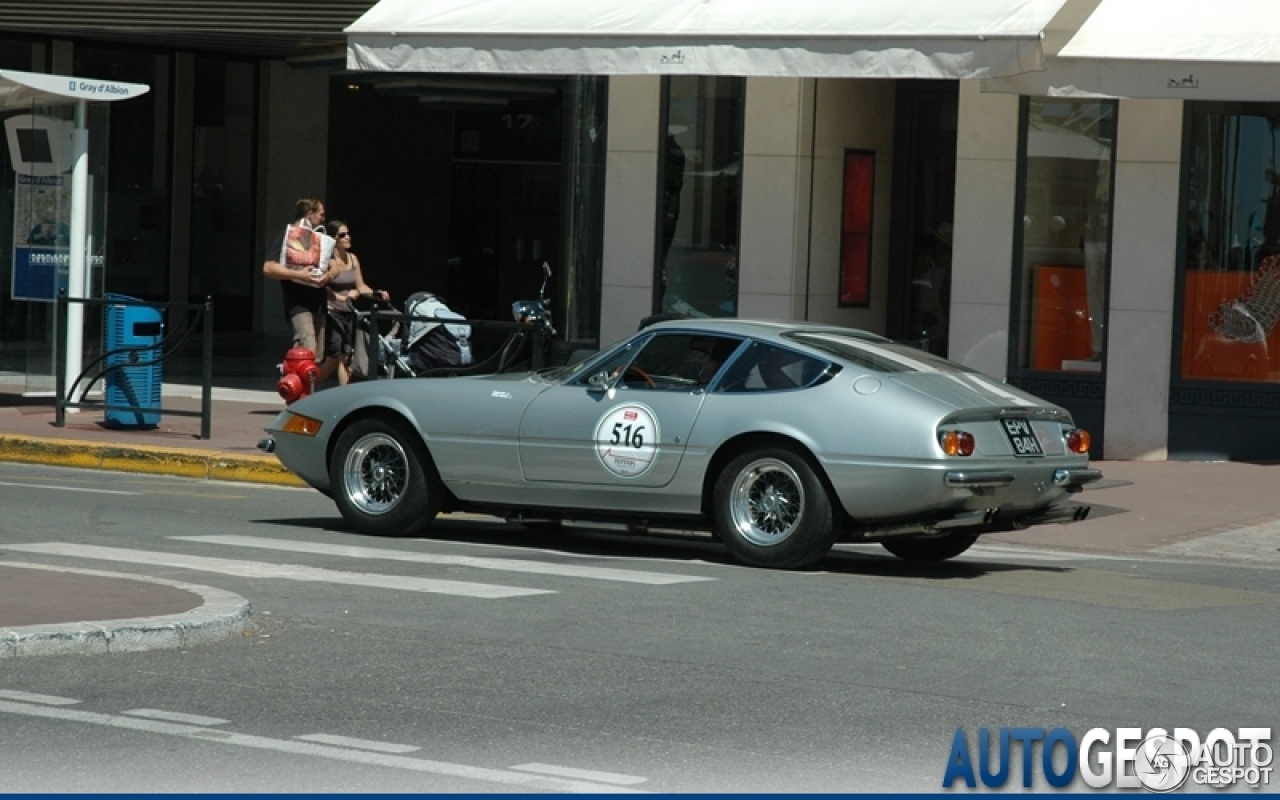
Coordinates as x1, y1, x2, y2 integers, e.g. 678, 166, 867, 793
1179, 102, 1280, 383
656, 76, 744, 319
189, 57, 256, 331
73, 46, 169, 302
1013, 98, 1115, 373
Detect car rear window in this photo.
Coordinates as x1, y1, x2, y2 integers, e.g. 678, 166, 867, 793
717, 341, 831, 392
783, 331, 977, 374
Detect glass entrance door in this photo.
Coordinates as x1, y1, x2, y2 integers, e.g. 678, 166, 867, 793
888, 80, 957, 357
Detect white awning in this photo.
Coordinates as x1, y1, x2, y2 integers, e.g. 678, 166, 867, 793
346, 0, 1067, 79
985, 0, 1280, 101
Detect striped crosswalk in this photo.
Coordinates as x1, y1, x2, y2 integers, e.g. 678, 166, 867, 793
0, 534, 717, 600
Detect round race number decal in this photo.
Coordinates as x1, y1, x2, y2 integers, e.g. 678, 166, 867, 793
594, 404, 660, 479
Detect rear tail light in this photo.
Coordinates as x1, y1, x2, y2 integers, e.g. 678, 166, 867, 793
1066, 428, 1091, 454
939, 430, 975, 457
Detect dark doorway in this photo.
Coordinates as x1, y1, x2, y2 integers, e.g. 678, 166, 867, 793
887, 80, 958, 357
326, 80, 454, 307
446, 94, 563, 325
327, 77, 565, 335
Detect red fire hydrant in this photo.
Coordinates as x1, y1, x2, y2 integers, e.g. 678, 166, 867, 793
277, 346, 320, 404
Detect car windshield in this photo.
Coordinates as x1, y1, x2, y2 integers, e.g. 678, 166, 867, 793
784, 331, 977, 374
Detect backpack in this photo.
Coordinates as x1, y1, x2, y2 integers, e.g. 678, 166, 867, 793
402, 292, 473, 372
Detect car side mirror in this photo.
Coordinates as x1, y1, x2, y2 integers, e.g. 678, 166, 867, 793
587, 372, 611, 392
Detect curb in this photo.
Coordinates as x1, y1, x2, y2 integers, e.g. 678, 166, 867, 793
0, 562, 253, 658
0, 434, 306, 487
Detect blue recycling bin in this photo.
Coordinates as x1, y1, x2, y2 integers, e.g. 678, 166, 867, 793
104, 293, 163, 429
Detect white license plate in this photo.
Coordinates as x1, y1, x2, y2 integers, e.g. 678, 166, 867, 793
1001, 418, 1044, 457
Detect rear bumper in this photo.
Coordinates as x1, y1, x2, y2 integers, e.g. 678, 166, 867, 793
944, 470, 1014, 488
944, 467, 1102, 491
1051, 468, 1103, 491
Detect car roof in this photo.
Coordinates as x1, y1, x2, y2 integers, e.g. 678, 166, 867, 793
640, 317, 890, 345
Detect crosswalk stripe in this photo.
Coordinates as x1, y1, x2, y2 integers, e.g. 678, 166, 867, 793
173, 534, 715, 585
0, 543, 553, 599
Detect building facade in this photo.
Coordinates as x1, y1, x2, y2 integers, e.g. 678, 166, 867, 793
1, 1, 1278, 460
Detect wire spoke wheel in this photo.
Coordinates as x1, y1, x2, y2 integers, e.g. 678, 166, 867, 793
342, 432, 409, 515
729, 458, 804, 546
713, 445, 836, 569
329, 416, 443, 536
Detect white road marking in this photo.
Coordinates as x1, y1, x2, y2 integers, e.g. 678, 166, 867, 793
511, 762, 647, 785
124, 709, 229, 726
0, 699, 643, 793
963, 544, 1130, 562
0, 543, 553, 599
174, 534, 714, 585
296, 733, 420, 754
835, 542, 1135, 564
0, 480, 136, 496
0, 690, 79, 706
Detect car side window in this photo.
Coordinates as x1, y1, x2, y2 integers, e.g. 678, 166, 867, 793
718, 342, 826, 393
611, 333, 742, 390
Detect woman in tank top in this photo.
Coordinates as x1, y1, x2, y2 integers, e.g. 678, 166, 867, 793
319, 220, 389, 385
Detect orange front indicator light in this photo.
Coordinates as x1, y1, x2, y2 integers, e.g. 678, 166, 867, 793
1066, 428, 1091, 454
940, 430, 975, 457
280, 412, 323, 437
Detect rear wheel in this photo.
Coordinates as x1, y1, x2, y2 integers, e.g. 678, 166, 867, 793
712, 446, 836, 569
329, 416, 443, 536
880, 532, 978, 562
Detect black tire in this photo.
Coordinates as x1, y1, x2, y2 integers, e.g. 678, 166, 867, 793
880, 532, 978, 562
329, 416, 443, 537
712, 445, 837, 569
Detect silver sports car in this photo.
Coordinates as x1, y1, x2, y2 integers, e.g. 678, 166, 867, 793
262, 319, 1101, 569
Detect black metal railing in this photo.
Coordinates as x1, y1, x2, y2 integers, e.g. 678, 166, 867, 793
54, 292, 215, 439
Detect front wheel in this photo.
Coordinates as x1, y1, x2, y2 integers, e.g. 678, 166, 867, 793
880, 532, 978, 562
712, 446, 836, 569
329, 416, 443, 536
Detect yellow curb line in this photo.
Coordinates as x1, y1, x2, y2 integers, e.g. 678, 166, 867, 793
0, 434, 306, 487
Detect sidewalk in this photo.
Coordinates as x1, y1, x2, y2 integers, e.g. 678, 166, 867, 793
2, 376, 1279, 657
0, 378, 303, 487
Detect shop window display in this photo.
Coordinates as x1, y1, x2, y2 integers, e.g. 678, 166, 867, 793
1013, 98, 1116, 373
655, 76, 744, 319
1180, 102, 1280, 383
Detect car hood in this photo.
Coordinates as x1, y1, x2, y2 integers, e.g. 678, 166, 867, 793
890, 372, 1065, 416
281, 370, 552, 415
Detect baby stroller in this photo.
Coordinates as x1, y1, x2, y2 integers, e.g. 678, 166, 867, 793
348, 292, 473, 379
396, 292, 474, 376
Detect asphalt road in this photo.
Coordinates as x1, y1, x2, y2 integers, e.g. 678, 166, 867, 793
0, 463, 1275, 793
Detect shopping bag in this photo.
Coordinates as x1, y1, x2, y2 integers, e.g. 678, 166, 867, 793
279, 223, 336, 285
